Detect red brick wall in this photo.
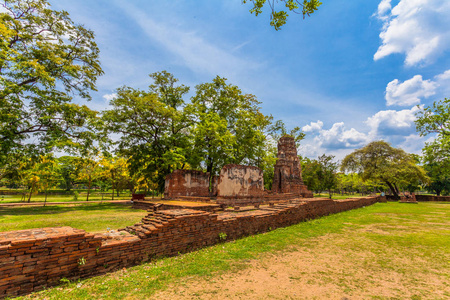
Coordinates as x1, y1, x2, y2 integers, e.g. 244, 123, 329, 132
415, 195, 450, 201
0, 196, 383, 298
164, 170, 211, 199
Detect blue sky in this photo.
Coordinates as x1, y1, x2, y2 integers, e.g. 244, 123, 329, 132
48, 0, 450, 160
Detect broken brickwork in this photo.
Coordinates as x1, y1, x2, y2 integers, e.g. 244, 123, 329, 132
164, 170, 216, 199
0, 196, 384, 298
272, 136, 313, 197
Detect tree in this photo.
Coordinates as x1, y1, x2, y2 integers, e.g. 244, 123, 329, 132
415, 98, 450, 139
341, 141, 428, 199
187, 76, 271, 188
77, 153, 100, 201
268, 120, 305, 147
301, 156, 321, 193
57, 156, 81, 191
99, 154, 130, 200
301, 154, 338, 198
243, 0, 322, 30
421, 142, 450, 196
316, 154, 338, 199
102, 71, 191, 192
415, 98, 450, 195
0, 0, 103, 166
35, 154, 60, 205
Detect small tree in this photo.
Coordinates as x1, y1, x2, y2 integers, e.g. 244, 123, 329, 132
316, 154, 338, 199
36, 154, 61, 206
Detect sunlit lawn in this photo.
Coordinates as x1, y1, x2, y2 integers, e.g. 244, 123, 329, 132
0, 191, 133, 204
0, 203, 148, 233
18, 201, 450, 299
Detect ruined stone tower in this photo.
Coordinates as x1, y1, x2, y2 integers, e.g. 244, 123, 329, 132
272, 136, 312, 197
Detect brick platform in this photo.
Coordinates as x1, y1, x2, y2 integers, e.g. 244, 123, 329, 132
0, 196, 384, 298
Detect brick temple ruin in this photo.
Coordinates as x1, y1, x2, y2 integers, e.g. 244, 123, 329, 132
164, 135, 312, 208
0, 136, 387, 298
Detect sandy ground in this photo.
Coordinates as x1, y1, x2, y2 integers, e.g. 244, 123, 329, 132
152, 229, 449, 300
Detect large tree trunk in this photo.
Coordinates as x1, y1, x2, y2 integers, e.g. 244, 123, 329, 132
385, 181, 400, 200
206, 157, 214, 193
27, 181, 36, 203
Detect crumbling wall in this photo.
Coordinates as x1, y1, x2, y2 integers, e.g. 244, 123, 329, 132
164, 170, 212, 199
0, 196, 384, 299
216, 164, 264, 198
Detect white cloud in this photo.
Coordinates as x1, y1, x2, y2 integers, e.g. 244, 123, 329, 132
385, 75, 437, 106
397, 133, 429, 155
374, 0, 450, 66
376, 0, 392, 21
314, 122, 368, 150
366, 106, 421, 138
103, 93, 118, 102
302, 120, 323, 133
384, 69, 450, 106
436, 69, 450, 81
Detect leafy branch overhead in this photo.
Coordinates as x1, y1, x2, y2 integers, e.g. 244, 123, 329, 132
243, 0, 322, 30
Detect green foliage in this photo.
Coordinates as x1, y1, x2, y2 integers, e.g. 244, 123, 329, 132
187, 75, 272, 187
0, 0, 103, 165
301, 154, 338, 198
415, 98, 450, 139
243, 0, 322, 30
72, 191, 79, 201
341, 141, 429, 199
415, 98, 450, 195
336, 173, 385, 195
421, 142, 450, 195
268, 119, 305, 147
301, 156, 321, 192
102, 71, 191, 192
218, 232, 227, 241
78, 257, 86, 266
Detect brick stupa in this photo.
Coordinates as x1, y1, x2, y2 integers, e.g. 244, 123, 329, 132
272, 136, 313, 197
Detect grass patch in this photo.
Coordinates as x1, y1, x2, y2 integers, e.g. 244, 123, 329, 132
18, 202, 450, 299
0, 191, 133, 203
0, 203, 148, 232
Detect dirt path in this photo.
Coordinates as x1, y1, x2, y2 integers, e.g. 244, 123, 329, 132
153, 230, 449, 300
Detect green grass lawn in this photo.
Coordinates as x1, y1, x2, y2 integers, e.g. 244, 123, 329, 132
0, 203, 148, 233
16, 201, 450, 299
0, 192, 133, 204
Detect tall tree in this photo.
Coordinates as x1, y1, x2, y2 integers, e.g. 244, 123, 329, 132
341, 141, 428, 199
316, 154, 338, 199
415, 98, 450, 139
187, 76, 271, 187
301, 155, 338, 198
421, 142, 450, 196
415, 98, 450, 195
0, 0, 103, 166
57, 156, 81, 191
103, 71, 191, 192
